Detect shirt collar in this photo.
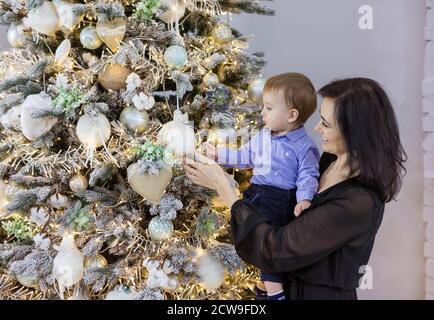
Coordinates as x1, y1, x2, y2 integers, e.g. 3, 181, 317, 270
264, 126, 306, 142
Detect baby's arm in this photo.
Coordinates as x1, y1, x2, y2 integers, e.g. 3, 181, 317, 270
203, 132, 261, 169
294, 146, 320, 217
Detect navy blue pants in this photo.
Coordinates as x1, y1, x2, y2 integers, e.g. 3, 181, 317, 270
242, 184, 297, 283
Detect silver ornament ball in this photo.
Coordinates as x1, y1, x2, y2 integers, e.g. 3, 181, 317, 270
202, 73, 220, 88
248, 78, 266, 104
120, 106, 149, 134
69, 174, 88, 193
80, 26, 103, 50
148, 216, 173, 241
212, 23, 233, 44
164, 45, 188, 68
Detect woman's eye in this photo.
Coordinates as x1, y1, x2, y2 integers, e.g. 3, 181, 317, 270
322, 120, 329, 128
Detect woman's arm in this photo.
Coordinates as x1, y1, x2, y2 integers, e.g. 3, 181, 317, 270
230, 187, 378, 273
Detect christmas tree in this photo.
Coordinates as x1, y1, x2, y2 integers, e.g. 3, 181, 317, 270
0, 0, 273, 300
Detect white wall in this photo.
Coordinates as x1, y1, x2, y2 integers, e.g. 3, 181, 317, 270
0, 0, 426, 299
230, 0, 426, 299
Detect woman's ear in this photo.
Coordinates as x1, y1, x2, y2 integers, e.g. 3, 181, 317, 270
288, 108, 300, 124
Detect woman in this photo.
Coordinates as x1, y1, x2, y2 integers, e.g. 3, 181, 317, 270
184, 78, 407, 300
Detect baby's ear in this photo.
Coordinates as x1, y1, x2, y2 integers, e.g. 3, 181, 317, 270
288, 108, 300, 123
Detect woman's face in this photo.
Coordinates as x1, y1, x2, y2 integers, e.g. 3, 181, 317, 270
314, 97, 347, 155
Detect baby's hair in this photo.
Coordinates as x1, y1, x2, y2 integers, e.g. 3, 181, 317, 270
264, 73, 317, 124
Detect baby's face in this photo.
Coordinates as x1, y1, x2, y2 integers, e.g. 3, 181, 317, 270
261, 89, 294, 132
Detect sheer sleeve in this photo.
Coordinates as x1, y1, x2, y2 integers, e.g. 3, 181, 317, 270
230, 186, 376, 273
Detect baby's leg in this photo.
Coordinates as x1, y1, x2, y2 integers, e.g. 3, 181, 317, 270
261, 272, 286, 300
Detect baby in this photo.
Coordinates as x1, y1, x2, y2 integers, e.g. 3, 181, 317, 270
204, 73, 320, 300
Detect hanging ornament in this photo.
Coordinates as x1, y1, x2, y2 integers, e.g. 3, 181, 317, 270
196, 250, 224, 292
49, 193, 70, 209
98, 63, 131, 91
84, 254, 108, 269
207, 125, 238, 149
54, 0, 83, 30
148, 216, 173, 241
20, 93, 58, 141
23, 1, 61, 36
52, 233, 84, 298
202, 73, 219, 88
248, 78, 266, 104
7, 23, 26, 48
105, 284, 138, 300
55, 39, 71, 65
69, 173, 88, 193
79, 26, 102, 50
127, 162, 173, 204
163, 45, 188, 68
15, 274, 40, 289
157, 109, 196, 156
212, 23, 233, 44
96, 17, 126, 52
119, 106, 149, 134
76, 112, 111, 159
158, 0, 186, 24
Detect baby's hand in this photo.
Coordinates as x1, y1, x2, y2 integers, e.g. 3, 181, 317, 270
294, 200, 311, 217
203, 142, 218, 161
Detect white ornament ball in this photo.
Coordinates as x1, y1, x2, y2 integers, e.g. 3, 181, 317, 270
23, 1, 61, 36
212, 23, 233, 44
79, 26, 102, 50
76, 113, 111, 150
159, 0, 186, 24
202, 73, 219, 88
20, 93, 58, 141
55, 39, 71, 65
157, 109, 196, 156
197, 251, 224, 292
163, 45, 188, 68
248, 78, 266, 104
7, 23, 26, 48
105, 285, 138, 300
148, 216, 173, 241
120, 106, 149, 134
49, 193, 70, 209
69, 174, 88, 193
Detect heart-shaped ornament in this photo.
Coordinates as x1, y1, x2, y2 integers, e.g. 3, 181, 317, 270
127, 162, 173, 204
96, 17, 126, 52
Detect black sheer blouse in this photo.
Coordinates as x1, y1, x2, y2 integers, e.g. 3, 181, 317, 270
230, 153, 385, 299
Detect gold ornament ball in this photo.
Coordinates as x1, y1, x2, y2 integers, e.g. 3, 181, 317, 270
16, 274, 39, 289
212, 23, 233, 44
208, 125, 238, 148
98, 63, 131, 91
120, 106, 149, 134
69, 174, 88, 193
248, 78, 266, 104
84, 254, 108, 269
202, 73, 220, 88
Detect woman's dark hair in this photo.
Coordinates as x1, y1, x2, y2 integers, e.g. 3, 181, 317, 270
318, 78, 407, 203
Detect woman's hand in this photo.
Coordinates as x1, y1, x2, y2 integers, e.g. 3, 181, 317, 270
183, 153, 241, 208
